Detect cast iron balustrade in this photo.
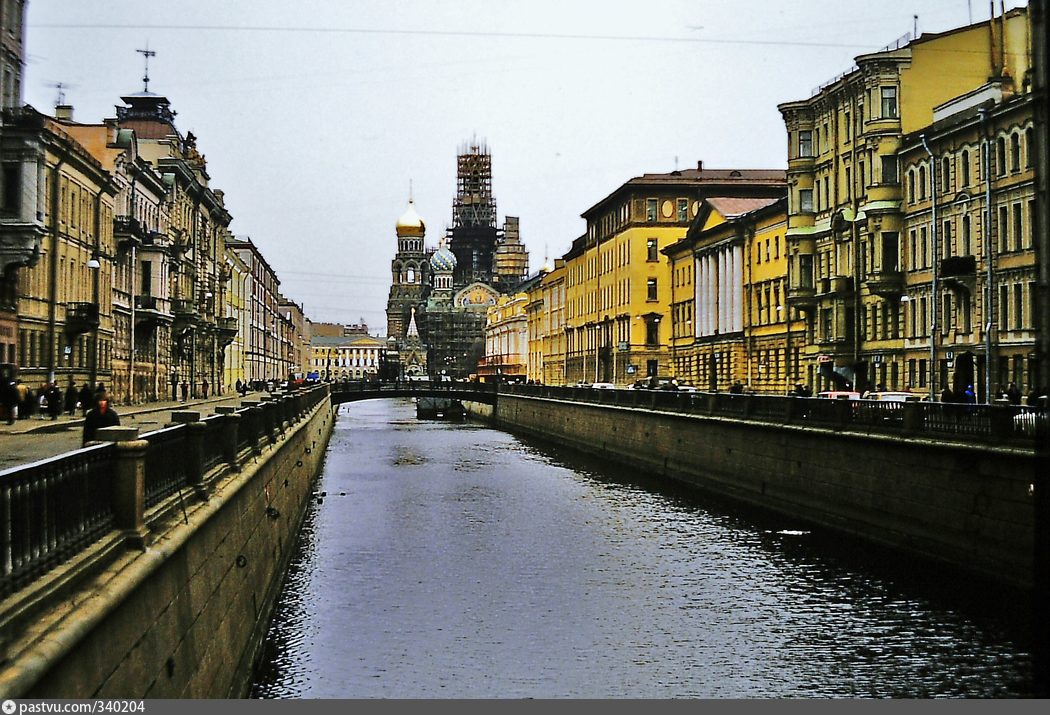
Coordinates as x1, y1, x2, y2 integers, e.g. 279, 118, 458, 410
113, 216, 145, 249
64, 302, 100, 337
142, 425, 191, 508
0, 443, 116, 597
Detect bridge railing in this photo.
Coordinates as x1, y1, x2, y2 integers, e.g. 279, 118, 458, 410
501, 385, 1045, 446
0, 384, 331, 599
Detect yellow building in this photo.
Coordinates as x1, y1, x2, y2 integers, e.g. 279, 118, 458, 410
223, 246, 249, 391
563, 165, 784, 386
524, 259, 565, 385
479, 292, 529, 383
666, 196, 801, 393
899, 84, 1036, 400
778, 7, 1031, 394
309, 333, 385, 381
5, 108, 117, 391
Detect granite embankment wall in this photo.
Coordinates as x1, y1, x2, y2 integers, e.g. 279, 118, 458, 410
0, 396, 335, 698
473, 394, 1036, 589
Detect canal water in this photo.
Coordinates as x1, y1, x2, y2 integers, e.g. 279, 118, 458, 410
251, 399, 1034, 698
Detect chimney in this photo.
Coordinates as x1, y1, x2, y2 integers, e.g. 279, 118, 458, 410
696, 160, 704, 171
55, 104, 73, 121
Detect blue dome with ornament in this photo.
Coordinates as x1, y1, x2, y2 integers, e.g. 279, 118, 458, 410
430, 245, 457, 272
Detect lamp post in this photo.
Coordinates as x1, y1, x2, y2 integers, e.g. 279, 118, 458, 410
87, 252, 101, 389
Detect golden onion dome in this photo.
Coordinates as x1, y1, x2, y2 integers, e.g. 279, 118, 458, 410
396, 201, 425, 237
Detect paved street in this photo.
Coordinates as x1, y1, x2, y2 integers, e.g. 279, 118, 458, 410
0, 391, 262, 470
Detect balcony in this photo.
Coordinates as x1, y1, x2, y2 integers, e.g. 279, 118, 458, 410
817, 276, 854, 296
787, 284, 818, 310
134, 294, 171, 332
64, 302, 99, 337
113, 216, 146, 250
941, 255, 977, 293
171, 297, 199, 333
217, 316, 239, 347
864, 269, 905, 297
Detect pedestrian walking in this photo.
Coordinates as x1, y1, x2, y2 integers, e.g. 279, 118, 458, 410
78, 383, 94, 415
170, 370, 179, 402
82, 392, 120, 446
64, 380, 78, 416
46, 382, 62, 420
180, 380, 189, 402
1, 378, 17, 424
202, 379, 209, 398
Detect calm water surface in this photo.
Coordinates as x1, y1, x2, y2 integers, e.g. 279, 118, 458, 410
251, 399, 1033, 698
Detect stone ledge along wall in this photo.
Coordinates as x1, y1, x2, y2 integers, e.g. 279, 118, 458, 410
488, 395, 1036, 590
0, 398, 336, 698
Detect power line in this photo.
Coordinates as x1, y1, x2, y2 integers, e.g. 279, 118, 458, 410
33, 22, 874, 50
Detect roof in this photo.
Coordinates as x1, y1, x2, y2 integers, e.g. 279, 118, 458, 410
582, 167, 786, 218
705, 196, 782, 219
310, 334, 385, 348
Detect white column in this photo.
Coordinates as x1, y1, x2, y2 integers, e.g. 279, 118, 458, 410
734, 245, 743, 331
718, 249, 728, 333
694, 256, 702, 338
704, 253, 714, 337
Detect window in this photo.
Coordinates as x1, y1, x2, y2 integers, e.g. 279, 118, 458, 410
140, 261, 152, 295
961, 150, 971, 186
920, 226, 928, 268
919, 165, 927, 199
646, 199, 657, 222
799, 189, 813, 213
880, 86, 898, 118
881, 232, 899, 272
1, 163, 19, 215
1000, 284, 1009, 329
1025, 127, 1034, 168
881, 155, 898, 184
645, 321, 659, 348
677, 198, 688, 222
843, 112, 850, 140
646, 278, 658, 301
997, 137, 1007, 175
999, 205, 1009, 252
774, 236, 780, 258
907, 171, 915, 203
961, 215, 971, 255
1010, 133, 1021, 172
1014, 283, 1023, 330
1013, 203, 1022, 252
942, 219, 952, 259
646, 238, 658, 262
942, 156, 951, 193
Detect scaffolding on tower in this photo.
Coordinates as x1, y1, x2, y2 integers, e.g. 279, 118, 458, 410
452, 140, 497, 228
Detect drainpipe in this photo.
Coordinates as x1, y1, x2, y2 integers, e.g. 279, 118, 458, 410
128, 168, 137, 404
921, 134, 939, 401
980, 106, 995, 403
46, 150, 66, 384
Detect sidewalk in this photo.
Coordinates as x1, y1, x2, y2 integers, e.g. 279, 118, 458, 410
0, 391, 261, 436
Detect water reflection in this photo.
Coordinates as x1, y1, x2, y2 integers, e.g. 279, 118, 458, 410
251, 399, 1033, 698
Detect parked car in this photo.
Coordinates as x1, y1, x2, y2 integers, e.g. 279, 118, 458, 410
591, 382, 616, 390
676, 385, 699, 393
865, 391, 921, 402
818, 390, 861, 400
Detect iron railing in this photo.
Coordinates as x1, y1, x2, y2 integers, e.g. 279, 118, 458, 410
0, 443, 116, 597
1, 384, 330, 597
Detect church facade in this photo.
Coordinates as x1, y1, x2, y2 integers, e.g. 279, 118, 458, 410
384, 142, 526, 379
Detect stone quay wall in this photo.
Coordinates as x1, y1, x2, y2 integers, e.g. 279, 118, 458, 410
0, 390, 335, 698
480, 393, 1036, 589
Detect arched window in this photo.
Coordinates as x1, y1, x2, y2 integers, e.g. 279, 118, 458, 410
407, 267, 415, 283
918, 165, 927, 199
907, 171, 915, 203
1025, 127, 1034, 168
942, 156, 951, 193
961, 214, 971, 256
960, 149, 970, 186
997, 136, 1007, 175
1010, 133, 1021, 172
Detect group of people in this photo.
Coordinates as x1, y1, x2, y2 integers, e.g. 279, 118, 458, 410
1, 379, 107, 425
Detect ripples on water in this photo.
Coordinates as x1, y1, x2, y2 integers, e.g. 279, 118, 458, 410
251, 400, 1034, 698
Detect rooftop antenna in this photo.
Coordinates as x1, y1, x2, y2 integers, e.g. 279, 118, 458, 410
409, 178, 414, 202
913, 14, 919, 37
48, 81, 68, 107
136, 43, 156, 93
968, 0, 973, 23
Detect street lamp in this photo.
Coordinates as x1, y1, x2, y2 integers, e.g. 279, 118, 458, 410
87, 252, 100, 389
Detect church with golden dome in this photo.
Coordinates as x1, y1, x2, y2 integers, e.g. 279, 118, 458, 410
384, 142, 530, 379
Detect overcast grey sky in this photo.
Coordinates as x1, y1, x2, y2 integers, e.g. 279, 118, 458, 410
24, 0, 1026, 332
